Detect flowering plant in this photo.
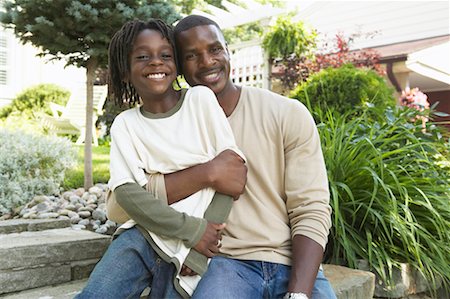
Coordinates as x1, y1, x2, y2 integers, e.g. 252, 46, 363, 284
398, 87, 430, 111
398, 87, 430, 130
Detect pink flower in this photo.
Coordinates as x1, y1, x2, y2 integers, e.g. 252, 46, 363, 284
399, 87, 430, 111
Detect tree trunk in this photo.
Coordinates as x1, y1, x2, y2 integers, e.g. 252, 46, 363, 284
83, 57, 98, 190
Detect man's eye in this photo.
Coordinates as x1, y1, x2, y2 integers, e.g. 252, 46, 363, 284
185, 53, 196, 60
211, 47, 222, 54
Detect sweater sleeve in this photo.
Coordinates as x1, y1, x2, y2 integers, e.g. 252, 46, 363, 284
283, 100, 332, 250
115, 182, 207, 248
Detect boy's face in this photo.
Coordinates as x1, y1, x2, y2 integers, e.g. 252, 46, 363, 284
128, 29, 177, 99
176, 25, 231, 97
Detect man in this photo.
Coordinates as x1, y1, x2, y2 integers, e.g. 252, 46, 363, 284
106, 15, 335, 299
169, 15, 336, 299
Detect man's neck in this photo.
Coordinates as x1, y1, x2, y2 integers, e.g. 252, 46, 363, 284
216, 82, 241, 117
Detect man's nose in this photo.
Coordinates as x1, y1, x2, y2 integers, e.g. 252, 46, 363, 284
199, 53, 215, 67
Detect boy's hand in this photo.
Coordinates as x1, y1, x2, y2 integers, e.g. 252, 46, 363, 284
208, 150, 247, 199
193, 222, 225, 258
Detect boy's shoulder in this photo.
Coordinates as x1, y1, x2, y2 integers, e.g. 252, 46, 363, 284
187, 85, 215, 98
183, 86, 217, 106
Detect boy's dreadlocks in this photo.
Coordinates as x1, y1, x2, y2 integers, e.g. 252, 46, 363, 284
108, 19, 178, 107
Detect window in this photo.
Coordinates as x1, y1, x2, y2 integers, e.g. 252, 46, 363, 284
0, 31, 7, 85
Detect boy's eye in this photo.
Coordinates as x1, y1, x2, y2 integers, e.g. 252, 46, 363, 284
161, 53, 173, 59
136, 55, 150, 60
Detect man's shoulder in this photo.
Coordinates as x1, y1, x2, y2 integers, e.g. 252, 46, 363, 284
242, 86, 306, 111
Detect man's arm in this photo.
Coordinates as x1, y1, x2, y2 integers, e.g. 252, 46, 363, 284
164, 149, 247, 204
287, 235, 324, 297
283, 100, 332, 298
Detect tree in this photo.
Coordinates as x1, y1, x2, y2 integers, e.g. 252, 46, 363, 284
262, 15, 317, 92
1, 0, 180, 189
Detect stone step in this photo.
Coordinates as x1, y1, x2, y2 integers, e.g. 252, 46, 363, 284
323, 264, 375, 299
1, 264, 375, 298
0, 219, 71, 234
0, 228, 111, 295
0, 279, 88, 299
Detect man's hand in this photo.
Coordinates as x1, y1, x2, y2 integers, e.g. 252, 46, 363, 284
208, 150, 247, 199
193, 221, 225, 258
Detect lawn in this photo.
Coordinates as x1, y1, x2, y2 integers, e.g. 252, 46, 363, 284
63, 145, 110, 189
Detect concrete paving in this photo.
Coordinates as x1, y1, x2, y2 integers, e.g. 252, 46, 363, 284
0, 279, 87, 299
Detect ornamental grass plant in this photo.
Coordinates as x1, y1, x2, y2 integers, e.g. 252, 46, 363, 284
310, 102, 450, 294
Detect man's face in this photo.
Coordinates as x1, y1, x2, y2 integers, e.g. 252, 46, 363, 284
176, 25, 231, 96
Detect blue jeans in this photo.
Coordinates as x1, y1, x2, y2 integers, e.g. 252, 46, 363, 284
76, 227, 336, 299
75, 227, 182, 299
192, 256, 336, 299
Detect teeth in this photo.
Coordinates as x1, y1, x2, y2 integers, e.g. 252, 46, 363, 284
204, 72, 219, 80
147, 73, 165, 79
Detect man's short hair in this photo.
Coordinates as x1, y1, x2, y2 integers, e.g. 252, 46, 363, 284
174, 15, 222, 35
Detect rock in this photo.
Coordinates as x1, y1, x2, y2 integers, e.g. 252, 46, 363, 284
69, 195, 81, 205
58, 209, 71, 216
0, 214, 12, 220
37, 212, 59, 219
89, 186, 103, 198
95, 225, 108, 234
78, 211, 91, 218
72, 224, 87, 230
35, 202, 50, 212
78, 206, 94, 212
86, 195, 98, 204
74, 188, 85, 197
70, 215, 81, 224
81, 192, 91, 201
92, 209, 106, 222
23, 212, 37, 219
67, 211, 78, 218
105, 220, 116, 228
78, 219, 90, 226
62, 191, 73, 200
65, 204, 77, 211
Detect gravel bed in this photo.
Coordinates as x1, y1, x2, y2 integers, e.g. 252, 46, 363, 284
0, 184, 116, 235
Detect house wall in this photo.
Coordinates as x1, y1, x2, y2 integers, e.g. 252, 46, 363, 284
293, 1, 450, 49
0, 28, 85, 108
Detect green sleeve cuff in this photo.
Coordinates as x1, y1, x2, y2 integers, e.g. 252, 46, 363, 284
115, 182, 206, 246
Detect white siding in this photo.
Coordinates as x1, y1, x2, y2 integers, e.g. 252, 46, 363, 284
0, 28, 85, 107
293, 1, 450, 50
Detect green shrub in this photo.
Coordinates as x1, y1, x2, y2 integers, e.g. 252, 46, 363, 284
0, 130, 76, 215
0, 83, 70, 119
315, 105, 450, 292
291, 64, 396, 114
